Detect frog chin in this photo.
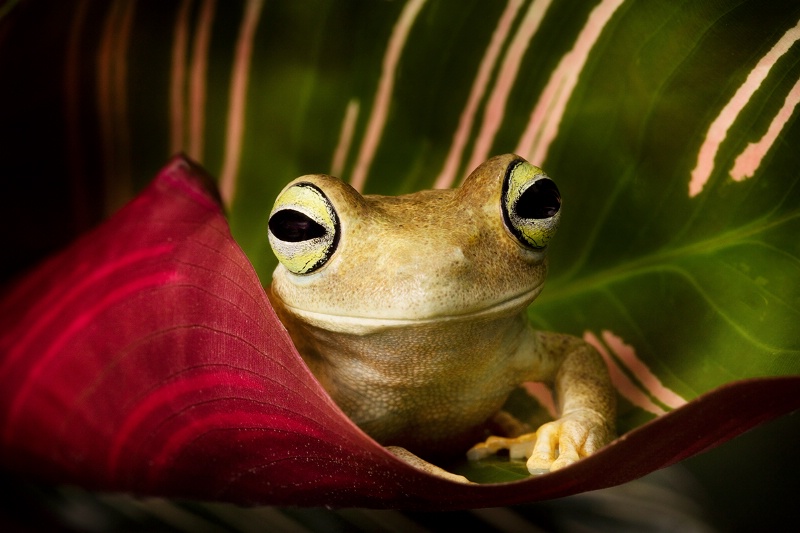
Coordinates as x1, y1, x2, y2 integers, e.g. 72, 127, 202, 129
279, 284, 544, 335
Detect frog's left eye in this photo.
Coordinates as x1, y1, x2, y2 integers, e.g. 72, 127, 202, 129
268, 182, 340, 274
502, 159, 561, 249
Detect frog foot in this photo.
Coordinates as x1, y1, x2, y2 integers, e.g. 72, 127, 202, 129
386, 446, 472, 483
467, 409, 613, 475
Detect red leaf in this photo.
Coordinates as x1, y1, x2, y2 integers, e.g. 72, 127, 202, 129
1, 156, 797, 510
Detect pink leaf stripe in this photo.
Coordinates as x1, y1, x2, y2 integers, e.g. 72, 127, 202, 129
349, 0, 426, 192
689, 18, 800, 196
219, 0, 264, 206
601, 330, 686, 410
435, 0, 527, 189
585, 331, 667, 416
523, 382, 557, 418
0, 156, 797, 509
585, 330, 687, 416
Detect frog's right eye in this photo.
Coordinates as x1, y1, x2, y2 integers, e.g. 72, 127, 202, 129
501, 159, 561, 249
268, 182, 340, 274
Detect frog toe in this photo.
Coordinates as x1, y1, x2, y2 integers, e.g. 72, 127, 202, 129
467, 433, 537, 461
527, 410, 613, 473
387, 446, 472, 483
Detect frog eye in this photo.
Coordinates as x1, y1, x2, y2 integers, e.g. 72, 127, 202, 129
268, 182, 340, 274
501, 159, 561, 249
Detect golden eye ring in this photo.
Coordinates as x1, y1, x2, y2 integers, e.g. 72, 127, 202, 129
501, 159, 561, 249
268, 182, 340, 275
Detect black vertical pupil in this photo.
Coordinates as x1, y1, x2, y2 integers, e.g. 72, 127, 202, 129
515, 178, 561, 219
269, 210, 327, 242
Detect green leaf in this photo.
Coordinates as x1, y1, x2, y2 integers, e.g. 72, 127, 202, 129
227, 0, 800, 433
451, 456, 532, 484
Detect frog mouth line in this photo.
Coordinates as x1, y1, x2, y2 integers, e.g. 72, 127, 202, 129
279, 284, 544, 332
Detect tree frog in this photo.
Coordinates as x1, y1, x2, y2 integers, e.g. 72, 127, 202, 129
266, 154, 615, 481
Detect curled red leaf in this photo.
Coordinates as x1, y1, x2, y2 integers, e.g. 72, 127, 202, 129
1, 156, 797, 510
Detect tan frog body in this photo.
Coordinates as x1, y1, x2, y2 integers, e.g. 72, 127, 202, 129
267, 154, 615, 478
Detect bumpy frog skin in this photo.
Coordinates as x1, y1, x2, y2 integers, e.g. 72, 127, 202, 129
267, 154, 616, 480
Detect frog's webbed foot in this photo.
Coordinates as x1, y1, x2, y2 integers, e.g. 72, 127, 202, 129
467, 408, 614, 475
386, 446, 472, 483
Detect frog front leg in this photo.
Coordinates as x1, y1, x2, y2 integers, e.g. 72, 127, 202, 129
469, 331, 616, 474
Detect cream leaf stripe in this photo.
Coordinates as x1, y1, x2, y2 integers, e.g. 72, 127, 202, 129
169, 0, 192, 155
730, 76, 800, 182
516, 0, 625, 167
601, 330, 686, 409
584, 330, 686, 416
188, 0, 216, 161
689, 18, 800, 197
349, 0, 427, 192
465, 0, 553, 182
584, 331, 664, 415
522, 382, 557, 418
331, 99, 360, 177
170, 0, 215, 160
434, 0, 525, 189
97, 0, 136, 216
219, 0, 265, 207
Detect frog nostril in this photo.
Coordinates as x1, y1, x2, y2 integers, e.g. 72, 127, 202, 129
446, 246, 466, 265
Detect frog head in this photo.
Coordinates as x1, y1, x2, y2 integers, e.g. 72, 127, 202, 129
267, 154, 561, 333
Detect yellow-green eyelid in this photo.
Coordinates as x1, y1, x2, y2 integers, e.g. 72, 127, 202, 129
268, 183, 339, 274
502, 160, 561, 249
514, 213, 560, 249
273, 185, 336, 230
